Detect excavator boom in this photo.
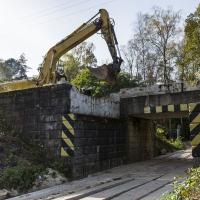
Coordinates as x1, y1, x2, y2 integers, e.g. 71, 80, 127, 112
0, 9, 122, 93
38, 9, 122, 85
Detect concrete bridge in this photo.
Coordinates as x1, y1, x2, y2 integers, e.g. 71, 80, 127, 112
120, 83, 200, 161
0, 82, 200, 178
121, 87, 200, 118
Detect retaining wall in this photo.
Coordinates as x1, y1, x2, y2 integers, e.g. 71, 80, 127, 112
0, 83, 125, 178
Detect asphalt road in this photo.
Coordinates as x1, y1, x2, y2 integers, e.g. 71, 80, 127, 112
9, 148, 192, 200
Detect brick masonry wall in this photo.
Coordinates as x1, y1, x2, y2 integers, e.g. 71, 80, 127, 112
126, 118, 155, 162
0, 84, 72, 158
0, 83, 126, 178
71, 115, 126, 178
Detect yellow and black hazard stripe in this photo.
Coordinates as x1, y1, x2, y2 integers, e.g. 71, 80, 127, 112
144, 104, 188, 114
192, 145, 200, 157
61, 113, 76, 157
189, 103, 200, 148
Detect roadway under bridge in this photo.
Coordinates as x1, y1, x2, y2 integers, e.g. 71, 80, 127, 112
9, 148, 192, 200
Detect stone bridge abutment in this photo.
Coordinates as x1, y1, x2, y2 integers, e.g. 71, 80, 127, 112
2, 83, 200, 177
0, 84, 129, 178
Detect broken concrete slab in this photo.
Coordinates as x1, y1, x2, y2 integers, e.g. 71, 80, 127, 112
70, 86, 119, 118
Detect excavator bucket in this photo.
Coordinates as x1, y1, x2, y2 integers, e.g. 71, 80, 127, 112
88, 63, 120, 85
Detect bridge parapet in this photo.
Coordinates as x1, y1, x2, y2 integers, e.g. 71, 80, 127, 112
70, 87, 119, 118
118, 82, 200, 99
120, 88, 200, 118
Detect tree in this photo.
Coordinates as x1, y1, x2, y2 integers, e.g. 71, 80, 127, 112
179, 4, 200, 84
3, 53, 29, 80
121, 41, 135, 77
62, 54, 80, 81
0, 59, 10, 81
4, 58, 19, 80
72, 68, 138, 97
146, 7, 181, 84
124, 7, 182, 85
133, 13, 153, 83
122, 13, 157, 85
17, 53, 29, 79
63, 42, 97, 81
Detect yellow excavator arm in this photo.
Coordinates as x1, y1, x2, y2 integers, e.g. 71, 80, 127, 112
0, 9, 122, 93
38, 9, 122, 85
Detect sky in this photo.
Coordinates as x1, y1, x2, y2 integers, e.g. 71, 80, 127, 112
0, 0, 199, 76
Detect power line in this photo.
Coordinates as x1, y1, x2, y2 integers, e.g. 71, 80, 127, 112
28, 0, 118, 26
19, 0, 78, 19
20, 0, 93, 21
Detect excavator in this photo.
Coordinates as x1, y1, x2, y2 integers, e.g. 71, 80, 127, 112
0, 9, 122, 93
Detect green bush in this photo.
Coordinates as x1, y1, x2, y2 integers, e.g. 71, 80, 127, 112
0, 116, 72, 193
161, 167, 200, 200
155, 126, 184, 155
71, 69, 138, 97
0, 160, 43, 191
171, 138, 184, 150
156, 126, 168, 139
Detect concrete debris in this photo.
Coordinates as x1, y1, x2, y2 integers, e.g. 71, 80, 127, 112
70, 86, 120, 118
32, 168, 67, 191
161, 148, 167, 155
0, 189, 9, 200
